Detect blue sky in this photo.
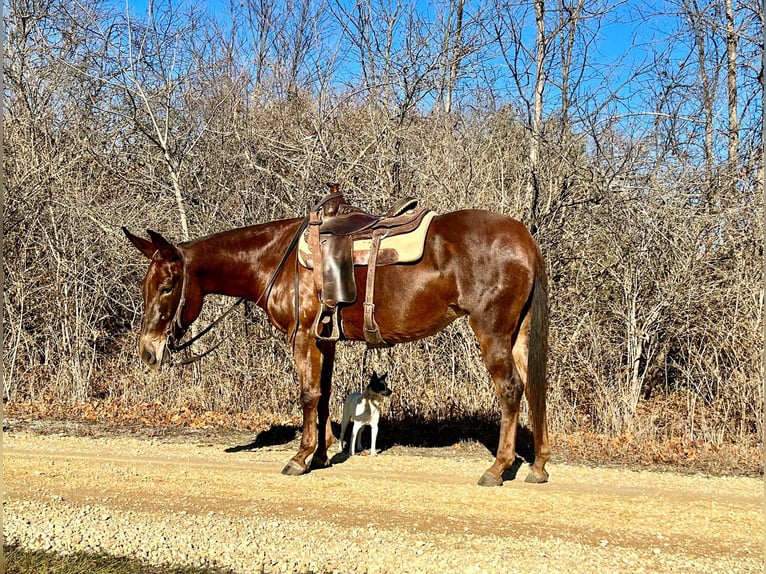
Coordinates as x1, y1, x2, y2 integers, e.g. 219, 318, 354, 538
111, 0, 760, 144
113, 0, 674, 104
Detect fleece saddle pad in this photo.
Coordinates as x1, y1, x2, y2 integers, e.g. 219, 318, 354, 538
298, 211, 436, 268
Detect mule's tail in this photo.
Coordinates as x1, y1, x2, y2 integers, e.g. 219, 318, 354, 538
526, 256, 549, 449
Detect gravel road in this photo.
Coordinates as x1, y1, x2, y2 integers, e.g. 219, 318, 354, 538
2, 428, 764, 573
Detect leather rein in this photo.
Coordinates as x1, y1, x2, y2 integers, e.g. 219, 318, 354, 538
166, 216, 309, 366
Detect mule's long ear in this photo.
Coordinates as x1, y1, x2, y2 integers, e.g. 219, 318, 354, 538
147, 229, 181, 261
122, 227, 156, 259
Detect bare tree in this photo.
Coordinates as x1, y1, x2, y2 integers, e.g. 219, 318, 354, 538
682, 0, 718, 180
724, 0, 739, 173
438, 0, 465, 114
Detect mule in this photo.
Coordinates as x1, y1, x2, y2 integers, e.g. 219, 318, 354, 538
123, 208, 550, 486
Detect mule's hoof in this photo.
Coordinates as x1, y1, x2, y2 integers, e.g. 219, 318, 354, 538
281, 459, 307, 476
478, 471, 503, 487
524, 469, 549, 484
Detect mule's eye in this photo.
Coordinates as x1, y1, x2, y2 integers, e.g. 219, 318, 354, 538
159, 283, 174, 295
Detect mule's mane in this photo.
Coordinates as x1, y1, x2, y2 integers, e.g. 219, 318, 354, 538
179, 217, 303, 250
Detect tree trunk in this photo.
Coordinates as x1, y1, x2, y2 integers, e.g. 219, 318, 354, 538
443, 0, 465, 115
529, 0, 546, 230
725, 0, 739, 177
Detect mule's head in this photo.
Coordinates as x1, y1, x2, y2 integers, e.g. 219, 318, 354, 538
123, 227, 190, 371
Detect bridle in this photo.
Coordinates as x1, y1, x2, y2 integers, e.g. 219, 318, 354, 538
161, 216, 309, 366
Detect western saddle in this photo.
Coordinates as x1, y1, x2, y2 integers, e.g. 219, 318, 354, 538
300, 185, 434, 347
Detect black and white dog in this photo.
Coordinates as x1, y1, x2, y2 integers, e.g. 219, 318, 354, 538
338, 371, 392, 456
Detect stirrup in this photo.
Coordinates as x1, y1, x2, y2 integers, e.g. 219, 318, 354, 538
311, 303, 341, 341
363, 302, 389, 348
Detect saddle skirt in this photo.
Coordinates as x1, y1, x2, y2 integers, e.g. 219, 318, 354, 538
297, 210, 436, 269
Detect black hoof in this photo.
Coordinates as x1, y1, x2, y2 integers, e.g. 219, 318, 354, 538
478, 471, 503, 487
524, 469, 549, 484
281, 459, 307, 476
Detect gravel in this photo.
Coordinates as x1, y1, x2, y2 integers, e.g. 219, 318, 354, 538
4, 498, 525, 573
3, 431, 764, 574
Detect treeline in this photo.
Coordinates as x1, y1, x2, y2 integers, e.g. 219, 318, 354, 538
3, 0, 763, 446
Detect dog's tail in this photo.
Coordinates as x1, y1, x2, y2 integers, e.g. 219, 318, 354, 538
526, 255, 549, 454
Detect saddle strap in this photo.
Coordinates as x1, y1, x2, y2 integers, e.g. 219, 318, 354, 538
363, 229, 389, 348
308, 210, 340, 341
308, 210, 323, 300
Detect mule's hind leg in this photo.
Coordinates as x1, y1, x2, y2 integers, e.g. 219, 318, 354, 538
513, 315, 550, 483
471, 322, 524, 486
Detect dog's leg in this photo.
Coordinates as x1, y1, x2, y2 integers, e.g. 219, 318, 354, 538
369, 411, 380, 455
370, 424, 378, 456
350, 420, 363, 456
354, 422, 366, 454
338, 416, 348, 453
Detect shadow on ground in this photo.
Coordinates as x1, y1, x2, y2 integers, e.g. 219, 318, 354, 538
225, 415, 536, 466
224, 425, 299, 453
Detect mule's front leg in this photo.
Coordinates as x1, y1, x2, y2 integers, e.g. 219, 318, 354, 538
281, 388, 320, 476
310, 341, 336, 470
281, 335, 334, 476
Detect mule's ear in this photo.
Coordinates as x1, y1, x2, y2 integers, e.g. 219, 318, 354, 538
146, 229, 181, 261
122, 227, 156, 259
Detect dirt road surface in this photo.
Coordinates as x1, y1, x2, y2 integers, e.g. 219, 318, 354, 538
3, 428, 764, 573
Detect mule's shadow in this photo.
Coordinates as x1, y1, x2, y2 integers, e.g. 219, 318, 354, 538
226, 415, 536, 475
374, 414, 536, 462
224, 424, 299, 453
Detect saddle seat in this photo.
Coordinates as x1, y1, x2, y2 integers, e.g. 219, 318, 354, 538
318, 195, 422, 237
300, 189, 435, 347
298, 195, 433, 268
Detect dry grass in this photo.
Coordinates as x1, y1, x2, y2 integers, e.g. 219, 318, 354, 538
5, 397, 762, 477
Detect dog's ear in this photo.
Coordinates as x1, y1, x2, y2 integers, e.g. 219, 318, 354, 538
379, 372, 388, 382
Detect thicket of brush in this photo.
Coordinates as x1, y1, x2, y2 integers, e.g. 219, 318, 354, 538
4, 0, 762, 448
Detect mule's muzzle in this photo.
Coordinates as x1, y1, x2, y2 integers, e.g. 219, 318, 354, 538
139, 338, 170, 371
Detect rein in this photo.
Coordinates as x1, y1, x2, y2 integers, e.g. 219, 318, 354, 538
169, 216, 309, 366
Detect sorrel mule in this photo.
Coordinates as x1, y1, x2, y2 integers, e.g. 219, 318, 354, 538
123, 209, 550, 486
